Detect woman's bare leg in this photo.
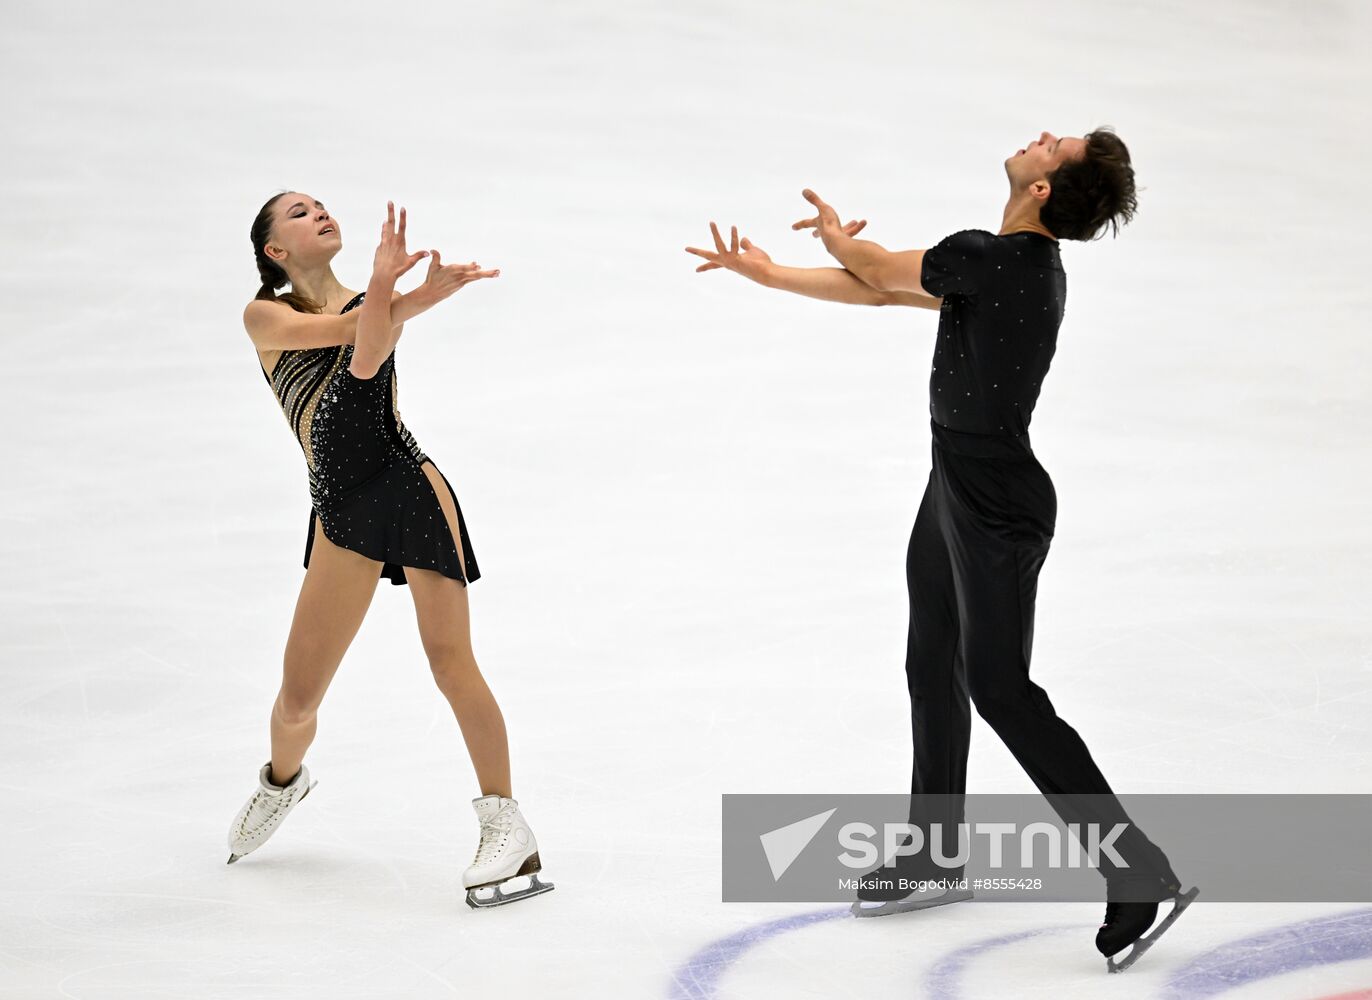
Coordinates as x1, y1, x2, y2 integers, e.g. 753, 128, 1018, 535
268, 514, 383, 785
408, 462, 511, 797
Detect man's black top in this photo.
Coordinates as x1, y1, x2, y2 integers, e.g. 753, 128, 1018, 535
919, 229, 1065, 437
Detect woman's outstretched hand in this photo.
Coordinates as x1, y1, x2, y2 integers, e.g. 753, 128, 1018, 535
372, 201, 430, 283
685, 222, 773, 282
421, 249, 500, 304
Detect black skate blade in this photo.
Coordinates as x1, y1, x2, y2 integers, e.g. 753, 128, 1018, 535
465, 872, 556, 909
1106, 886, 1200, 973
851, 887, 973, 918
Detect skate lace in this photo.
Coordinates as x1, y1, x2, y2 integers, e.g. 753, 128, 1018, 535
240, 786, 289, 835
472, 809, 515, 865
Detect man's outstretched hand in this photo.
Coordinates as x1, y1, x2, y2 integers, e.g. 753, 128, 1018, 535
792, 189, 866, 251
685, 207, 867, 283
685, 222, 774, 281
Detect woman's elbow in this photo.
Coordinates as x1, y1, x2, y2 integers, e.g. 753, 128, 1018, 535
347, 357, 381, 380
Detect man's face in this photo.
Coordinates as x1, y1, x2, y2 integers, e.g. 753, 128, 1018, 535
1006, 131, 1088, 188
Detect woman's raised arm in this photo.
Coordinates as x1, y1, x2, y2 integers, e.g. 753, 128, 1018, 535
243, 287, 434, 352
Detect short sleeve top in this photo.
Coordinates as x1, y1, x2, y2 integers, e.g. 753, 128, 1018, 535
921, 229, 1066, 436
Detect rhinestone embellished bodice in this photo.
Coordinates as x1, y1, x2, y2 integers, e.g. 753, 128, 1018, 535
258, 291, 428, 512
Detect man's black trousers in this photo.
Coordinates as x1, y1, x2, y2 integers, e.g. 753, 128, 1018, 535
904, 419, 1175, 884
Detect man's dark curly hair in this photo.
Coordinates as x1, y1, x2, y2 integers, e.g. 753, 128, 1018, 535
1040, 127, 1138, 241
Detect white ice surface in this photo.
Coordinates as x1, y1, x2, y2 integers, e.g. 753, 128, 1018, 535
2, 0, 1370, 997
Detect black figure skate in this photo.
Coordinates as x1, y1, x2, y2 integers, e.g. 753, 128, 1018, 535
1097, 874, 1200, 973
850, 848, 972, 918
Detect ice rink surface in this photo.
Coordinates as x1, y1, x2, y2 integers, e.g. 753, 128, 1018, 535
2, 0, 1369, 996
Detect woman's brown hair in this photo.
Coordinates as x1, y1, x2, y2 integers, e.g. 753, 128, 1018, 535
250, 191, 323, 314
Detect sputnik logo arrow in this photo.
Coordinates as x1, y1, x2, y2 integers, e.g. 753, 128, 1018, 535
759, 808, 838, 881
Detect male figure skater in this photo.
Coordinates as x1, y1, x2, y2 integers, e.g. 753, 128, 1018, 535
685, 128, 1196, 972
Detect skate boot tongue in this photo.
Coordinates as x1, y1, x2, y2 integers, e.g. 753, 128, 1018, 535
472, 794, 516, 823
259, 762, 298, 794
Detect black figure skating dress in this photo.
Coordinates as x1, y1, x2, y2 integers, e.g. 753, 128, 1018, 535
258, 290, 481, 587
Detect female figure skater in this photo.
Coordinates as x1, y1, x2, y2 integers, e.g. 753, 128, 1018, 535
227, 192, 551, 909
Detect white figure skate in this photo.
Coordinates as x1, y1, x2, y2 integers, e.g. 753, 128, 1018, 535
462, 794, 554, 908
226, 761, 316, 864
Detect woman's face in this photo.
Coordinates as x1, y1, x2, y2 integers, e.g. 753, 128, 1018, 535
265, 192, 341, 268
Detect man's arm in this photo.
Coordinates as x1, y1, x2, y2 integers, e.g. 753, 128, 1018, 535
885, 289, 944, 310
759, 263, 919, 306
793, 189, 931, 294
686, 222, 939, 308
828, 239, 929, 295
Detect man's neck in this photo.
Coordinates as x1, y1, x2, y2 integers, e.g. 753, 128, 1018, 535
998, 198, 1058, 240
998, 222, 1057, 239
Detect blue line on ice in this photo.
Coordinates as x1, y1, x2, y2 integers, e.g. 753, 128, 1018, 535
1163, 907, 1372, 999
666, 907, 849, 999
666, 907, 1071, 1000
668, 906, 1372, 998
